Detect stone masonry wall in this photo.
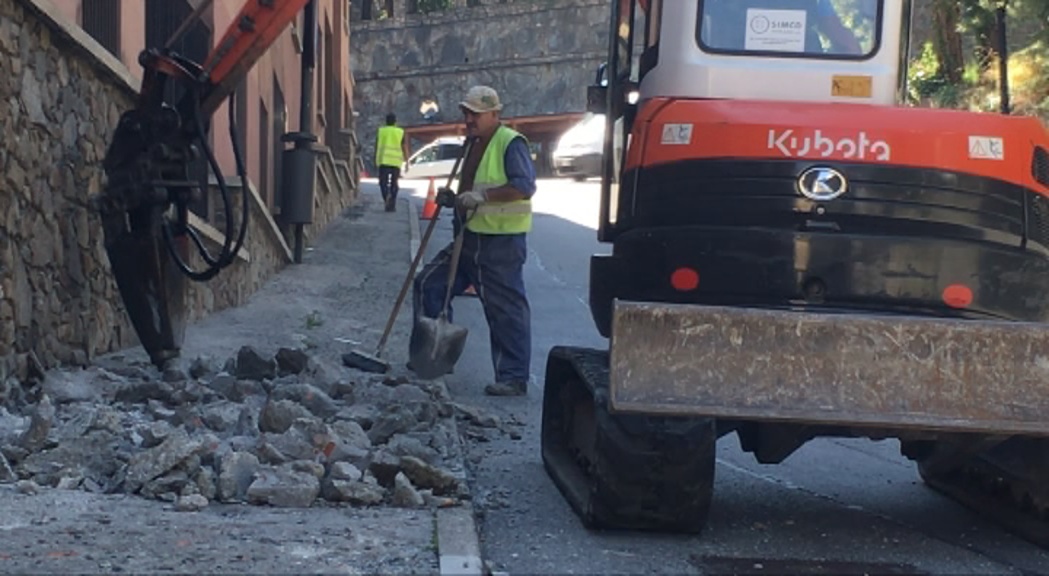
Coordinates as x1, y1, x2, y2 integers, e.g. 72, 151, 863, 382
350, 0, 608, 169
0, 0, 356, 380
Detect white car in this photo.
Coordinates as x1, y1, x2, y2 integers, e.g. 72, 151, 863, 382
403, 136, 465, 179
552, 113, 605, 181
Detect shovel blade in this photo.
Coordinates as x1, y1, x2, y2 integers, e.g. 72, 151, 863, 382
409, 315, 469, 380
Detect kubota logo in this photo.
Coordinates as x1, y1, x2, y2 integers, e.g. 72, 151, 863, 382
768, 129, 892, 162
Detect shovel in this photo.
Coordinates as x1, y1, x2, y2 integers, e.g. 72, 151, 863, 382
341, 138, 474, 374
408, 217, 471, 379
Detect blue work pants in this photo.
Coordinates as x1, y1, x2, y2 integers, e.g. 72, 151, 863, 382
413, 231, 531, 384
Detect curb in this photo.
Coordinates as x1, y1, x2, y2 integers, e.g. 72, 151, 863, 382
407, 196, 421, 262
437, 503, 484, 576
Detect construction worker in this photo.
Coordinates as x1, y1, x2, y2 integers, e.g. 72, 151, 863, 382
411, 86, 536, 397
375, 113, 410, 212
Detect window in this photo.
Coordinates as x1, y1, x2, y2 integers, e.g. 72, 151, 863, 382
81, 0, 121, 58
437, 143, 462, 161
697, 0, 882, 60
413, 146, 439, 164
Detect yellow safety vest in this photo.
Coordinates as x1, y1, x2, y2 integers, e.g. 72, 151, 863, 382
467, 126, 533, 235
376, 125, 405, 167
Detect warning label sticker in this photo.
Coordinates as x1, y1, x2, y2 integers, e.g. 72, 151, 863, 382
968, 136, 1005, 161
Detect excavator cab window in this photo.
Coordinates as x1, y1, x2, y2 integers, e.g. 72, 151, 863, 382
698, 0, 881, 59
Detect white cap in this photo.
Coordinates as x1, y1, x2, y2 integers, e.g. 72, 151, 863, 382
459, 85, 503, 113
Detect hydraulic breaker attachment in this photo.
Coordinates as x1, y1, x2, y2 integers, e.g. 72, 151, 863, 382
608, 300, 1049, 436
91, 0, 313, 369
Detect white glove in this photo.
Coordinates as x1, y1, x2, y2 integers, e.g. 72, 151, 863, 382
457, 190, 486, 210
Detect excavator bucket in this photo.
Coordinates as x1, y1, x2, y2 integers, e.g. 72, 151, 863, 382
101, 204, 188, 370
608, 300, 1049, 437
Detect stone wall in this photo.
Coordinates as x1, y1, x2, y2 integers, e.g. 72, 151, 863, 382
0, 0, 356, 380
350, 0, 608, 169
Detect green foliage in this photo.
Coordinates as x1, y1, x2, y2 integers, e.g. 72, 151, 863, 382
906, 1, 1047, 123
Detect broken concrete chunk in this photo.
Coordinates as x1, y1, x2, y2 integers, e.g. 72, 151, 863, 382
162, 367, 187, 383
217, 450, 260, 502
452, 402, 502, 428
200, 401, 242, 433
368, 406, 417, 445
331, 420, 372, 453
115, 381, 175, 405
275, 348, 310, 376
125, 429, 202, 493
234, 346, 277, 381
391, 472, 424, 508
134, 421, 174, 449
195, 466, 217, 500
17, 394, 54, 453
255, 440, 289, 465
329, 461, 362, 482
259, 399, 313, 434
321, 478, 385, 505
16, 480, 39, 495
327, 380, 356, 402
41, 370, 100, 404
188, 356, 220, 380
62, 404, 124, 441
0, 452, 14, 482
246, 466, 320, 508
290, 460, 325, 479
270, 383, 339, 419
385, 434, 440, 464
141, 470, 191, 500
367, 450, 401, 488
335, 404, 376, 430
399, 455, 459, 495
176, 493, 209, 512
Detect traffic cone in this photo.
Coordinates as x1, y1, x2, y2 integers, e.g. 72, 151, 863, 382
464, 284, 477, 297
421, 177, 438, 220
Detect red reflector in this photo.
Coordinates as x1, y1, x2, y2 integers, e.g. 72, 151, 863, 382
942, 284, 973, 308
671, 268, 700, 291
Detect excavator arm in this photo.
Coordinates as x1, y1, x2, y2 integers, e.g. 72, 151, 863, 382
93, 0, 312, 369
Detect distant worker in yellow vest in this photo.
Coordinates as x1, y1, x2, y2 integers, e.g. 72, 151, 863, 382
375, 113, 410, 212
411, 86, 537, 397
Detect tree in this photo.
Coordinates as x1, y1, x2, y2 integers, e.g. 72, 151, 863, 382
932, 0, 966, 83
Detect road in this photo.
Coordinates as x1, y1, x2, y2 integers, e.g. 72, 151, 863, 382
398, 176, 1049, 576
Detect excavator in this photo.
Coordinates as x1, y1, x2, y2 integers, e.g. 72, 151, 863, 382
541, 0, 1049, 546
93, 0, 315, 370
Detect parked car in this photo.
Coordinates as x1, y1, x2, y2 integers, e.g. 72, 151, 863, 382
403, 136, 465, 179
552, 113, 605, 181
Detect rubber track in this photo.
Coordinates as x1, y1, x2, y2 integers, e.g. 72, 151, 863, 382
548, 346, 717, 534
922, 456, 1049, 549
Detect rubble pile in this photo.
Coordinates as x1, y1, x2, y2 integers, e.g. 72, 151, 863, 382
0, 345, 478, 511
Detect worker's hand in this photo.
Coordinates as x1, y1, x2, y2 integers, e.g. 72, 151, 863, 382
435, 187, 457, 208
457, 191, 486, 210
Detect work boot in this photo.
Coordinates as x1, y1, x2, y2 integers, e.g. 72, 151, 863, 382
385, 197, 396, 212
484, 380, 527, 397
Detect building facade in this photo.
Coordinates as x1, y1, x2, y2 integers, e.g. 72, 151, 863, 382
56, 0, 357, 221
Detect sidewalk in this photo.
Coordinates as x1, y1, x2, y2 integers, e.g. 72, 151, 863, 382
0, 189, 481, 575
